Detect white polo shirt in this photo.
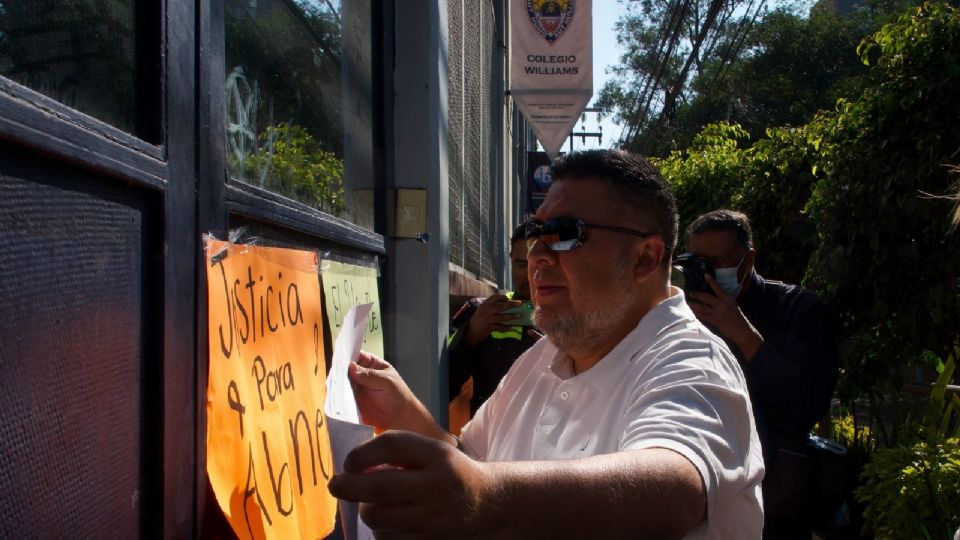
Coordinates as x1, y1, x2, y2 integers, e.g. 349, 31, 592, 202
460, 289, 765, 539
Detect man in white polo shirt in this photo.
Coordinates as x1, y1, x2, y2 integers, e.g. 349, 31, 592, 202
329, 149, 764, 539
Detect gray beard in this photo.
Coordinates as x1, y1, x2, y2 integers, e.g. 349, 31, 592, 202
536, 292, 634, 354
534, 257, 633, 355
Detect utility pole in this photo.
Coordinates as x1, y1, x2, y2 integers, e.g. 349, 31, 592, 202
568, 107, 604, 153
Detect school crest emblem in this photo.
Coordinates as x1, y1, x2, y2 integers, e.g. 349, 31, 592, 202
526, 0, 576, 44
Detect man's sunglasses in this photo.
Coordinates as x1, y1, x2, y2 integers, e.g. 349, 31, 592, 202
524, 217, 654, 251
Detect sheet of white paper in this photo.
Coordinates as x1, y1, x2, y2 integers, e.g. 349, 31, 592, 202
356, 506, 375, 540
357, 516, 374, 540
328, 417, 375, 540
324, 303, 376, 540
325, 303, 373, 423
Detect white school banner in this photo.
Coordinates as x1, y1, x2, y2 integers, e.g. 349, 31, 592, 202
510, 0, 593, 159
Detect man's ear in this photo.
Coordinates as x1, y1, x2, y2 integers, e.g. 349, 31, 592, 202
741, 248, 757, 280
633, 237, 666, 284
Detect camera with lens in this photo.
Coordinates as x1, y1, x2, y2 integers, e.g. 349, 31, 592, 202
671, 252, 715, 294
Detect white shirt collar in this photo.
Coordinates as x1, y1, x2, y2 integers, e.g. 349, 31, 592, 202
542, 287, 696, 389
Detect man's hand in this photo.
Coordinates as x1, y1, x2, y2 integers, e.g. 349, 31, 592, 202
328, 431, 500, 540
348, 352, 414, 429
350, 353, 454, 442
464, 294, 524, 347
687, 275, 764, 361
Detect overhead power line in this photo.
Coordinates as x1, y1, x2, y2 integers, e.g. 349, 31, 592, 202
622, 0, 693, 145
639, 0, 728, 152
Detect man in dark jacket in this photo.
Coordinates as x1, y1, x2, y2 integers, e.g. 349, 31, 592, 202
685, 209, 839, 540
448, 222, 540, 417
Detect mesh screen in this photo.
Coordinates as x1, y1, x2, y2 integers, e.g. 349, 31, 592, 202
0, 158, 148, 539
448, 0, 464, 266
479, 3, 496, 283
447, 0, 502, 283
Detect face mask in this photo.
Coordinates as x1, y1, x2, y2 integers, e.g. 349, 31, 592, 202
714, 255, 746, 298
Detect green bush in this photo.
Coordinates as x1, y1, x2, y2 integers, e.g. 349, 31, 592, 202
828, 412, 878, 454
803, 2, 960, 409
233, 122, 346, 215
855, 437, 960, 539
855, 351, 960, 539
655, 122, 751, 242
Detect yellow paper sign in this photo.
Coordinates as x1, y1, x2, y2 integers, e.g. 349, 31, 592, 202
205, 240, 336, 540
321, 260, 384, 357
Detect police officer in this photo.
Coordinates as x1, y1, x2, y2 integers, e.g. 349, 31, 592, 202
448, 222, 540, 417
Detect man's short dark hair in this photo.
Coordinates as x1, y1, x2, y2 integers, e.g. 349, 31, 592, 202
685, 209, 754, 250
550, 149, 679, 263
510, 220, 527, 244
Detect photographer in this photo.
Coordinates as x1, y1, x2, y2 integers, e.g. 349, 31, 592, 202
448, 222, 541, 417
682, 209, 839, 540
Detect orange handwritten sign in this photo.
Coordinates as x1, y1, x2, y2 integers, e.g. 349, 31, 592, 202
205, 240, 336, 540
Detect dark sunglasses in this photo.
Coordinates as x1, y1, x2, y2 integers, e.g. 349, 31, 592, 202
524, 217, 654, 251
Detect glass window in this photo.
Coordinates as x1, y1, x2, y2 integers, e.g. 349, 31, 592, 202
225, 0, 375, 229
0, 0, 139, 134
